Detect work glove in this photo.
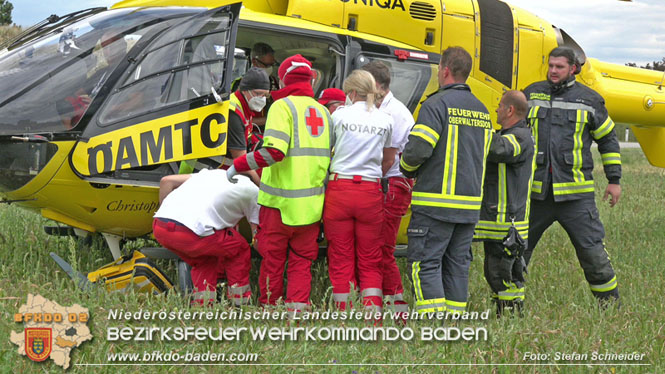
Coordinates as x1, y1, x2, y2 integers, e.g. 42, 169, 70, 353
500, 225, 527, 283
502, 226, 526, 258
226, 165, 238, 184
512, 256, 527, 283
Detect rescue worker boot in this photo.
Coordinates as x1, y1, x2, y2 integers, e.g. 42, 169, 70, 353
595, 288, 620, 310
495, 299, 523, 318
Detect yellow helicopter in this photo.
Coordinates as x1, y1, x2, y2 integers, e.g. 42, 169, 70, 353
1, 0, 664, 264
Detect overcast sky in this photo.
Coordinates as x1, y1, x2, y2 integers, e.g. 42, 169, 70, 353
11, 0, 665, 66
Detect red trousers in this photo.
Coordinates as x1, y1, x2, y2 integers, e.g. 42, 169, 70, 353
256, 206, 320, 309
152, 219, 251, 306
324, 179, 384, 310
380, 177, 413, 296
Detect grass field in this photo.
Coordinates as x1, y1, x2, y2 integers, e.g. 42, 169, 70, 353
0, 148, 664, 373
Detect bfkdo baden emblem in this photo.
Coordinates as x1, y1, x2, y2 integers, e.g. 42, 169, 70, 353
25, 328, 52, 362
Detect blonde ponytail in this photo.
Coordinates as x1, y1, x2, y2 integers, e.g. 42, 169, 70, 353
343, 69, 377, 111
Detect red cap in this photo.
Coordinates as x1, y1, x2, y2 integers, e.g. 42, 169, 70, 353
278, 54, 313, 86
317, 88, 346, 106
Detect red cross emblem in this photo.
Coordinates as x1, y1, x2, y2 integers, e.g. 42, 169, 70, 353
305, 107, 325, 137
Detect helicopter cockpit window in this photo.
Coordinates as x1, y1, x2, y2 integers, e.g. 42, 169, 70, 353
98, 8, 233, 125
355, 55, 431, 112
0, 7, 204, 136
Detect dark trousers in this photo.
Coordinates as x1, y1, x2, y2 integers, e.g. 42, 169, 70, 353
484, 241, 525, 301
407, 213, 475, 314
526, 188, 619, 300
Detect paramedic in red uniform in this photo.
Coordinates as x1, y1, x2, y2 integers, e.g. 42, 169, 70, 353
153, 169, 259, 306
227, 67, 270, 183
325, 69, 395, 312
228, 55, 332, 316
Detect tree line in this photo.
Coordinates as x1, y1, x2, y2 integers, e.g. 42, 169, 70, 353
626, 58, 665, 72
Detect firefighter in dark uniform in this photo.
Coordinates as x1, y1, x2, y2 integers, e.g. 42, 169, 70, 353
523, 47, 621, 304
474, 90, 534, 317
400, 47, 493, 315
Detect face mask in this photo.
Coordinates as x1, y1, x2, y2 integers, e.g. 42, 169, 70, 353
345, 95, 353, 106
261, 66, 273, 76
248, 95, 267, 112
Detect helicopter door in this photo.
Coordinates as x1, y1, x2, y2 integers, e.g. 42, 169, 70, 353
69, 3, 241, 177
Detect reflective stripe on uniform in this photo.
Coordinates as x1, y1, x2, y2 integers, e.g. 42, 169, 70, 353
400, 157, 419, 172
572, 110, 587, 183
228, 284, 250, 295
532, 180, 542, 194
475, 220, 529, 230
411, 262, 424, 302
282, 98, 301, 148
264, 129, 291, 144
589, 276, 618, 292
385, 293, 405, 302
443, 124, 459, 195
497, 163, 507, 223
410, 124, 440, 148
362, 288, 383, 298
601, 152, 621, 165
552, 180, 595, 195
497, 284, 525, 301
415, 298, 446, 313
411, 192, 481, 210
479, 128, 493, 199
192, 290, 215, 301
530, 100, 596, 115
591, 116, 615, 140
503, 134, 521, 157
333, 293, 349, 302
289, 148, 330, 157
260, 182, 325, 198
258, 148, 275, 164
445, 299, 466, 313
474, 220, 529, 240
246, 152, 259, 169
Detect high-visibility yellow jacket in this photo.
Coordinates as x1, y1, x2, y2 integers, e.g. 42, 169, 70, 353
258, 96, 333, 226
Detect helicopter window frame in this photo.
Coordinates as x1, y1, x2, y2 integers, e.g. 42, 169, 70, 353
119, 28, 233, 88
353, 52, 433, 112
234, 20, 346, 95
97, 10, 236, 127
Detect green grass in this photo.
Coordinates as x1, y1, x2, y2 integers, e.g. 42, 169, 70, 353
1, 148, 664, 373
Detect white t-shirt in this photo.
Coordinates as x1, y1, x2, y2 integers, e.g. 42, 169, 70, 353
154, 169, 259, 237
330, 101, 393, 178
380, 91, 415, 178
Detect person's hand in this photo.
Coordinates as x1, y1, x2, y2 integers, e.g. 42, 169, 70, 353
227, 165, 238, 184
603, 183, 621, 207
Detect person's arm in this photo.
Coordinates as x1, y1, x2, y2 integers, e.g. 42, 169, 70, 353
382, 148, 398, 176
159, 174, 191, 204
487, 130, 531, 164
590, 99, 622, 207
399, 100, 443, 178
231, 101, 290, 178
229, 148, 262, 186
381, 114, 396, 176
